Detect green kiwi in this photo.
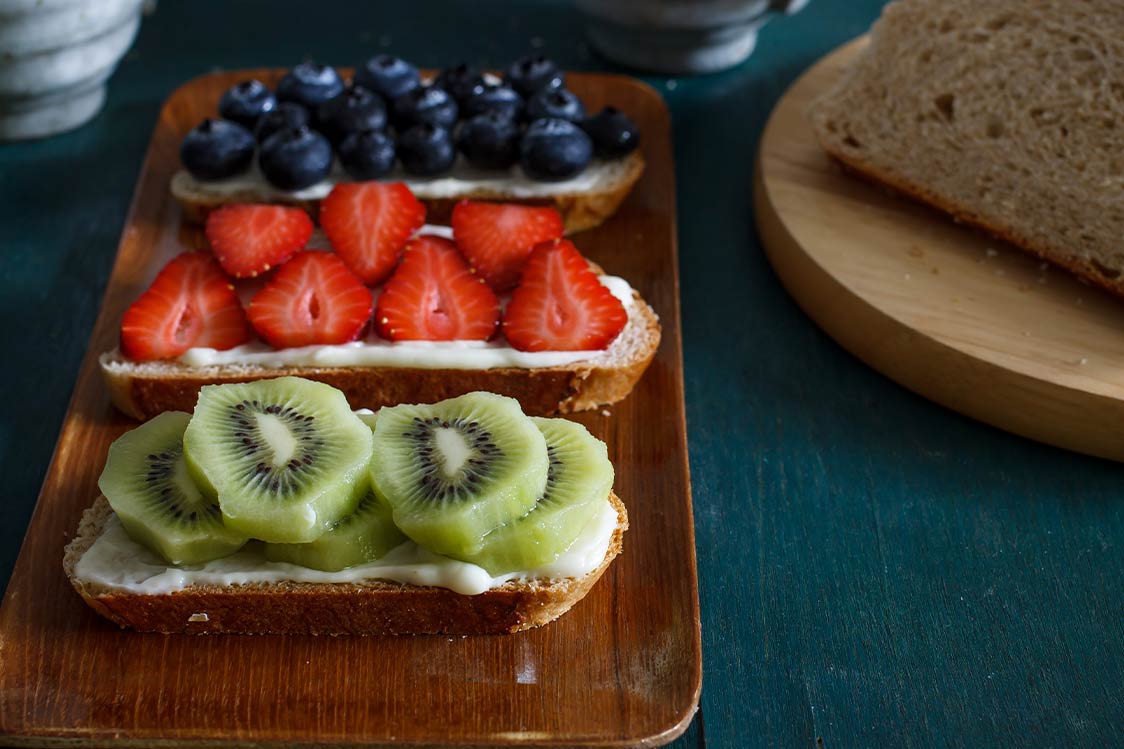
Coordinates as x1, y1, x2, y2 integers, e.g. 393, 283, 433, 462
368, 391, 548, 560
183, 377, 373, 544
98, 411, 247, 565
262, 490, 407, 571
470, 417, 614, 574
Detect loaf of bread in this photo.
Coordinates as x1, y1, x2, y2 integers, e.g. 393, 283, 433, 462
172, 151, 646, 234
99, 288, 660, 420
65, 494, 627, 636
808, 0, 1124, 295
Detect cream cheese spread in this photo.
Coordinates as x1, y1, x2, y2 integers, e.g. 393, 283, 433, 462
172, 154, 615, 202
74, 496, 618, 597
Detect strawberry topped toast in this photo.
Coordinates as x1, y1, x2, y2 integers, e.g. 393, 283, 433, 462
100, 182, 660, 420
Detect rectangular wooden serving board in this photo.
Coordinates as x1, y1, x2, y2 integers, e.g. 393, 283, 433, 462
0, 70, 700, 748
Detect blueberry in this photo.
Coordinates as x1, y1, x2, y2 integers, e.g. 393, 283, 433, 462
398, 124, 456, 176
392, 85, 458, 131
218, 80, 276, 130
316, 86, 387, 144
434, 62, 485, 105
354, 54, 420, 101
505, 55, 565, 98
581, 106, 640, 159
338, 129, 397, 179
526, 88, 585, 124
462, 82, 524, 122
520, 118, 592, 181
456, 112, 520, 170
276, 62, 345, 109
259, 126, 333, 190
180, 118, 255, 180
254, 102, 309, 143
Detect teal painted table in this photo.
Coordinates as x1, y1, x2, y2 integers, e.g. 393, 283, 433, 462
2, 1, 1121, 746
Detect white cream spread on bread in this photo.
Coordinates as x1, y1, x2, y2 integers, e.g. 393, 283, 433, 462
172, 156, 614, 202
175, 274, 637, 369
74, 496, 618, 596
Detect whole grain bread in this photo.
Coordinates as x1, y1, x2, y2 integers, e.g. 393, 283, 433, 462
99, 289, 660, 421
171, 151, 646, 234
64, 493, 627, 636
808, 0, 1124, 295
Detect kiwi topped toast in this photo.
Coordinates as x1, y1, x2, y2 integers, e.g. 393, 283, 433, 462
65, 378, 628, 635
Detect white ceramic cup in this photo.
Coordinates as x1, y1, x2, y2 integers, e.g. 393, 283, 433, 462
576, 0, 810, 75
0, 0, 146, 141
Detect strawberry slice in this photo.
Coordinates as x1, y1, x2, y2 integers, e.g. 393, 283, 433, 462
205, 204, 313, 278
375, 235, 500, 341
451, 200, 564, 291
319, 182, 426, 285
120, 251, 251, 361
502, 239, 628, 352
248, 251, 373, 348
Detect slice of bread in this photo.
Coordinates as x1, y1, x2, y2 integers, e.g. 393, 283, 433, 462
808, 0, 1124, 295
171, 151, 646, 234
64, 493, 628, 635
99, 289, 661, 421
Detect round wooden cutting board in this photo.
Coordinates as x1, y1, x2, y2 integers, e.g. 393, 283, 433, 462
756, 37, 1124, 463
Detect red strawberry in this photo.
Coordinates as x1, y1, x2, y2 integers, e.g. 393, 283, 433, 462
451, 200, 564, 291
319, 182, 425, 285
120, 252, 251, 361
502, 239, 628, 352
205, 204, 313, 278
375, 235, 500, 341
247, 251, 373, 348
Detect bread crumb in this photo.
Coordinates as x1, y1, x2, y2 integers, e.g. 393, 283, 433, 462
993, 269, 1006, 277
188, 613, 209, 623
904, 273, 912, 280
600, 409, 611, 417
1039, 262, 1050, 271
1080, 358, 1089, 365
986, 248, 999, 258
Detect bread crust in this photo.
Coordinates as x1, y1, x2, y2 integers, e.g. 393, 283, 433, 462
816, 144, 1124, 299
173, 151, 646, 235
64, 493, 627, 636
100, 293, 660, 420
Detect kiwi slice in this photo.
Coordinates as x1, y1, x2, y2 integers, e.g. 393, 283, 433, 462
262, 489, 407, 571
470, 417, 614, 574
183, 377, 374, 544
98, 411, 247, 565
368, 391, 548, 560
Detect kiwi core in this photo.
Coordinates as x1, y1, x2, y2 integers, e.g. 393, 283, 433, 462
256, 412, 299, 466
434, 427, 472, 477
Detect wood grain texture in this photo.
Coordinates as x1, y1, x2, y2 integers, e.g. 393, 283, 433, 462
0, 69, 700, 748
756, 37, 1124, 463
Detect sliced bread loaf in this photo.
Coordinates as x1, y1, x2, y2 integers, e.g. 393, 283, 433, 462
65, 494, 628, 636
808, 0, 1124, 294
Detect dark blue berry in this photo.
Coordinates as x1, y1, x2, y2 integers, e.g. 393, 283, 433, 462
581, 106, 640, 158
354, 55, 420, 101
462, 82, 524, 122
338, 129, 397, 179
254, 102, 309, 143
505, 55, 564, 99
259, 126, 333, 190
434, 63, 485, 105
316, 86, 387, 144
276, 62, 345, 109
526, 88, 585, 124
520, 118, 592, 181
392, 86, 458, 131
218, 80, 276, 130
456, 112, 520, 170
180, 118, 255, 180
398, 124, 456, 176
